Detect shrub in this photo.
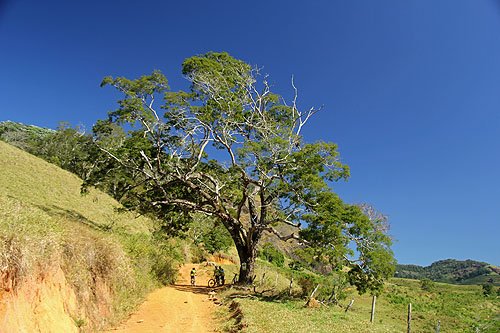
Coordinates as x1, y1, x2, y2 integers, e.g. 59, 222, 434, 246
288, 260, 304, 271
150, 238, 184, 284
297, 275, 317, 297
200, 223, 233, 254
325, 272, 348, 304
420, 278, 435, 291
482, 283, 493, 297
259, 243, 285, 267
123, 233, 182, 285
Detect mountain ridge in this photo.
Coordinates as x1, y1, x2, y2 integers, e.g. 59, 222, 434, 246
396, 258, 500, 285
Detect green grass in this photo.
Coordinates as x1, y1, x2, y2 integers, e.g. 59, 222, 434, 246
0, 140, 151, 234
238, 298, 400, 333
220, 261, 499, 333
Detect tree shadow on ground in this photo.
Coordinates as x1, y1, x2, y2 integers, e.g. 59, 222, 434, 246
173, 284, 231, 296
32, 204, 114, 232
226, 288, 302, 304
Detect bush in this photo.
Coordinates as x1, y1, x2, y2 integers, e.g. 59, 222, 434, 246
482, 283, 493, 297
151, 257, 178, 285
288, 260, 304, 271
325, 272, 348, 304
150, 240, 183, 285
200, 223, 233, 254
298, 275, 317, 297
420, 278, 435, 291
123, 233, 182, 285
259, 243, 285, 267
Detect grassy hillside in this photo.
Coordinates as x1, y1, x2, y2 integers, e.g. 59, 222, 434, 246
0, 139, 151, 234
396, 259, 500, 286
228, 280, 499, 333
218, 260, 499, 333
0, 141, 181, 331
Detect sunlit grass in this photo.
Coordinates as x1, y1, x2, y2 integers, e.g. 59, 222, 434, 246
0, 140, 151, 235
221, 261, 499, 333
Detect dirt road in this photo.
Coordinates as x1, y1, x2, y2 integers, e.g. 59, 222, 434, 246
104, 264, 218, 333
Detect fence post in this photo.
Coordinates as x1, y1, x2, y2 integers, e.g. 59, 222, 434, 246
435, 320, 440, 333
305, 284, 321, 307
407, 303, 412, 333
345, 299, 354, 313
310, 284, 320, 299
370, 295, 376, 323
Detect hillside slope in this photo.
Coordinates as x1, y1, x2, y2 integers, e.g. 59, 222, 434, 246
396, 259, 500, 286
0, 139, 151, 234
0, 141, 171, 332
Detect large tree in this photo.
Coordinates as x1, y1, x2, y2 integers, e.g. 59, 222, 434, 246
85, 52, 394, 287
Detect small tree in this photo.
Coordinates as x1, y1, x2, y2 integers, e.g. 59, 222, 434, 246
327, 272, 349, 304
85, 52, 395, 287
259, 243, 285, 267
482, 283, 493, 297
420, 278, 435, 291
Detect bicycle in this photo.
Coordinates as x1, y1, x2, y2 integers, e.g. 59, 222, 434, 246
208, 274, 225, 287
190, 276, 196, 286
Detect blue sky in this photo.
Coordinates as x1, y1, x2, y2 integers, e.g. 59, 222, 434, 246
1, 0, 499, 266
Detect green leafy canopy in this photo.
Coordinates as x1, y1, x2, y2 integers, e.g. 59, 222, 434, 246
85, 52, 395, 289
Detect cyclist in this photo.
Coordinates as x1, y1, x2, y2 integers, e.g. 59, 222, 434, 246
214, 266, 220, 285
190, 267, 196, 286
219, 266, 225, 285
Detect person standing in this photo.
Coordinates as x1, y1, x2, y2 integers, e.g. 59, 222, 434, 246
214, 266, 220, 285
190, 267, 196, 286
219, 266, 225, 285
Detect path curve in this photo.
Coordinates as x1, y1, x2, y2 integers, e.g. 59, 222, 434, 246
104, 264, 219, 333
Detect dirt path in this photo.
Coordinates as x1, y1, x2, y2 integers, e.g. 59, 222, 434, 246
104, 264, 219, 333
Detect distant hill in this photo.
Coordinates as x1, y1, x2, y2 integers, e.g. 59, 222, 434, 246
396, 259, 500, 285
0, 120, 54, 152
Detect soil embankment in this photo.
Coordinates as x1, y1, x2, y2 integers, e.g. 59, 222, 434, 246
0, 267, 81, 333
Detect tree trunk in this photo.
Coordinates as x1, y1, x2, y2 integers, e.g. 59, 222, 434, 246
236, 243, 257, 284
222, 215, 262, 285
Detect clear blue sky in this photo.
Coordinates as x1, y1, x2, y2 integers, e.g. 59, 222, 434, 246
1, 0, 499, 266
